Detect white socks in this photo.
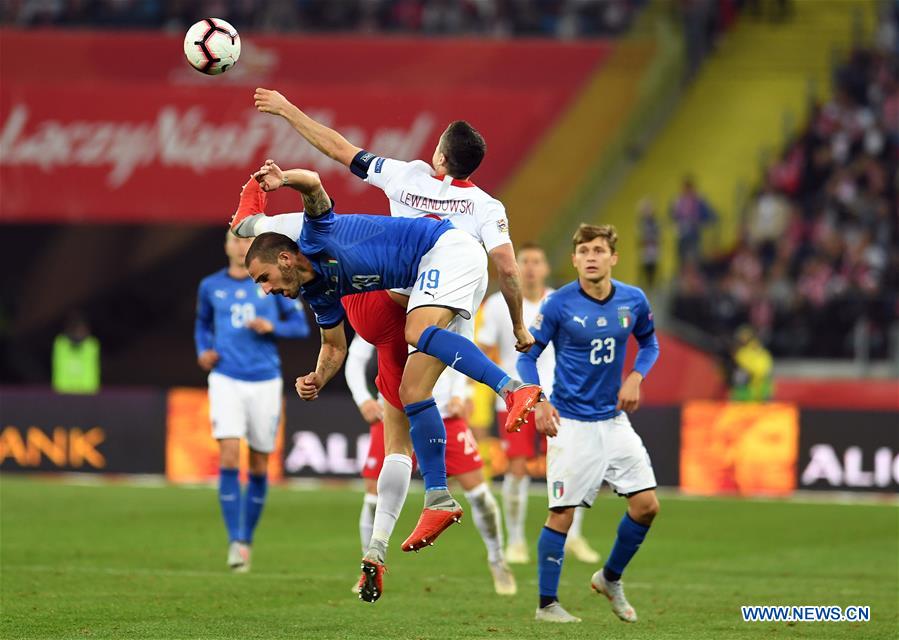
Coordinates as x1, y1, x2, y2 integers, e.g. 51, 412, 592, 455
569, 506, 587, 539
367, 453, 413, 562
235, 211, 305, 238
358, 492, 378, 553
502, 474, 530, 545
464, 483, 504, 564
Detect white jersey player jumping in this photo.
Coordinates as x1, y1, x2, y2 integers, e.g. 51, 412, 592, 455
242, 89, 535, 598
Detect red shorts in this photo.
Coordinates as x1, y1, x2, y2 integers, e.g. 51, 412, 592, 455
361, 417, 482, 479
498, 410, 546, 459
342, 290, 408, 410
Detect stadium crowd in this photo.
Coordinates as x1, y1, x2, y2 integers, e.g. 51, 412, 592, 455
1, 0, 647, 37
672, 17, 899, 360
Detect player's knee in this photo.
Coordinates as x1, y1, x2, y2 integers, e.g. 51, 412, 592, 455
404, 322, 425, 348
248, 452, 269, 476
398, 378, 426, 405
631, 495, 659, 524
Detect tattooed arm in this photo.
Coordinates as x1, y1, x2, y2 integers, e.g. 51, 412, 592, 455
296, 322, 348, 401
253, 161, 333, 218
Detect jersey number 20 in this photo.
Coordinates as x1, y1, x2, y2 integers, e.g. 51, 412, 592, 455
230, 303, 256, 329
589, 337, 615, 364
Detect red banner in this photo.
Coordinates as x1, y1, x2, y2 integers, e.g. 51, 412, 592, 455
0, 30, 610, 223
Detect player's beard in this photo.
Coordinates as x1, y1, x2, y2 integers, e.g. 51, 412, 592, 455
279, 263, 302, 298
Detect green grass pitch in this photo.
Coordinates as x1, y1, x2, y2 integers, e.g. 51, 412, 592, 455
1, 475, 896, 639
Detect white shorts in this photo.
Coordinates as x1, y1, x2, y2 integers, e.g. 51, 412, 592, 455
546, 413, 656, 509
407, 228, 488, 322
208, 371, 283, 453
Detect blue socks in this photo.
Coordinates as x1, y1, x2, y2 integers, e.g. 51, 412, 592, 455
219, 468, 270, 544
604, 513, 651, 582
240, 473, 268, 544
405, 398, 448, 491
218, 468, 241, 543
418, 326, 511, 393
537, 526, 567, 606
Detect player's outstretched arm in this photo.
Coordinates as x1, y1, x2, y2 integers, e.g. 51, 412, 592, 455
254, 88, 361, 167
252, 160, 332, 218
488, 244, 533, 353
297, 322, 348, 401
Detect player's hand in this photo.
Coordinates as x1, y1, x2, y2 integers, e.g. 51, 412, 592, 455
446, 396, 467, 419
534, 401, 560, 437
297, 372, 323, 401
254, 88, 291, 117
616, 371, 643, 413
253, 159, 284, 192
513, 326, 536, 353
246, 318, 274, 334
197, 349, 219, 371
359, 398, 384, 424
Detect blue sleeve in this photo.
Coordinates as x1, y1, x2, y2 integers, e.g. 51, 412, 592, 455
299, 209, 335, 255
305, 294, 346, 330
273, 297, 311, 338
632, 292, 659, 378
194, 280, 215, 356
516, 297, 559, 385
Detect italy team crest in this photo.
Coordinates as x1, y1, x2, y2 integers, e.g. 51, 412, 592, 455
618, 306, 631, 328
552, 481, 564, 499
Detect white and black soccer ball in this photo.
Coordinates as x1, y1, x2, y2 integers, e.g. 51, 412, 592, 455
183, 18, 240, 75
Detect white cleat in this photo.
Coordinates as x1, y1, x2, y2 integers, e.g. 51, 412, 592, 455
591, 570, 637, 622
228, 541, 251, 573
535, 602, 582, 623
351, 581, 361, 595
489, 560, 517, 596
504, 540, 530, 564
565, 535, 601, 563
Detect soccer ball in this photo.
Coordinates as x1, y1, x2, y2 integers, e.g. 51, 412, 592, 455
183, 18, 241, 75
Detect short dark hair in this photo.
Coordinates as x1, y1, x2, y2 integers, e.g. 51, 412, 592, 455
572, 223, 618, 253
440, 121, 486, 179
517, 242, 546, 256
244, 232, 299, 268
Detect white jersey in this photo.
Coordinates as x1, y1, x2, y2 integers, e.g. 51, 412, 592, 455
360, 157, 511, 252
344, 334, 468, 419
478, 288, 555, 411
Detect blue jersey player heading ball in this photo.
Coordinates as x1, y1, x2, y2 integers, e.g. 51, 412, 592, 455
518, 223, 661, 625
242, 160, 542, 552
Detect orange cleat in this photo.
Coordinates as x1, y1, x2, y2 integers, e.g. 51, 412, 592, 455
357, 558, 387, 603
230, 177, 268, 233
503, 384, 542, 433
401, 506, 464, 552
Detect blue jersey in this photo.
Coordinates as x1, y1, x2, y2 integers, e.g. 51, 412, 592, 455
296, 210, 452, 328
517, 279, 660, 422
195, 268, 310, 381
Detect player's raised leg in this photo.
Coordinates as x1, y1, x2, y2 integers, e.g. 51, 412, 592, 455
592, 489, 659, 623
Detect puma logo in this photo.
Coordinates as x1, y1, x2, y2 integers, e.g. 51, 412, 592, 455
451, 352, 463, 369
573, 315, 587, 327
424, 291, 437, 298
546, 556, 563, 566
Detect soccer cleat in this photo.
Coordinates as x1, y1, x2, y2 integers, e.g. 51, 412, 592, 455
504, 540, 530, 564
230, 178, 268, 236
591, 570, 638, 622
489, 560, 517, 596
401, 504, 464, 552
357, 559, 386, 603
535, 602, 582, 623
565, 535, 601, 563
227, 541, 250, 573
503, 384, 542, 433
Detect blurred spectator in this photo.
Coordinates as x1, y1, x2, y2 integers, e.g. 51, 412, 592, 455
670, 175, 718, 266
0, 0, 649, 37
727, 325, 773, 402
671, 26, 899, 360
52, 312, 100, 394
637, 196, 661, 289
